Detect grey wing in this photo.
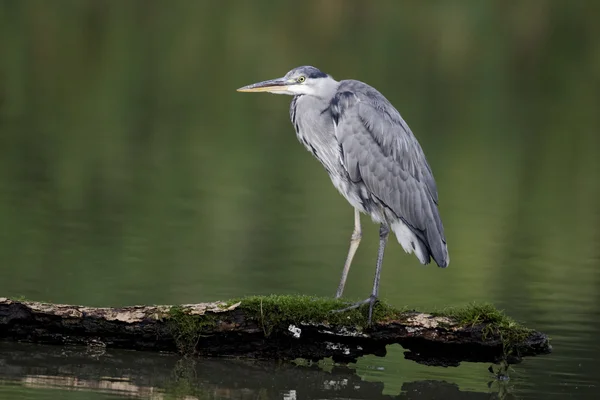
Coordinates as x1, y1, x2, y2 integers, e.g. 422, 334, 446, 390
331, 81, 449, 267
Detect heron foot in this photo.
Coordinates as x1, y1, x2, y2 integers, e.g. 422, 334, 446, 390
332, 295, 379, 325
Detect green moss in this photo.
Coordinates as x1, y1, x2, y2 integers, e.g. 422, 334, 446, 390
165, 295, 403, 354
165, 296, 537, 360
226, 294, 403, 336
167, 306, 218, 354
431, 302, 534, 355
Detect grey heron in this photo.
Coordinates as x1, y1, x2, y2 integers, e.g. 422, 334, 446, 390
237, 66, 449, 323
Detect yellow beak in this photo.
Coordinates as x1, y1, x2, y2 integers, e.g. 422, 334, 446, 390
237, 78, 289, 93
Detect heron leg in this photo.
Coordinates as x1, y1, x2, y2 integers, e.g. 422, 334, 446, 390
335, 208, 362, 299
332, 223, 389, 325
367, 223, 389, 322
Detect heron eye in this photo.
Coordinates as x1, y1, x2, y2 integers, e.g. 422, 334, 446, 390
297, 76, 306, 83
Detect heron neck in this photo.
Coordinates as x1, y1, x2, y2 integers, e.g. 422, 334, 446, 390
313, 78, 340, 100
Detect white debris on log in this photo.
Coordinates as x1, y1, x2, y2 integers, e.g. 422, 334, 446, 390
288, 324, 302, 338
406, 313, 455, 329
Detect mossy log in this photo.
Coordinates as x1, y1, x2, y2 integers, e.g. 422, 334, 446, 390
0, 295, 551, 367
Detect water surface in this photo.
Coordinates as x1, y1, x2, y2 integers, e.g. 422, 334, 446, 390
0, 1, 599, 399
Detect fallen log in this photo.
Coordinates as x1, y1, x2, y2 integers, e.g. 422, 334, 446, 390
0, 295, 551, 367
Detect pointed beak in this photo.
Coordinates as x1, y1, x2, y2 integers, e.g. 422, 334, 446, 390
237, 78, 290, 93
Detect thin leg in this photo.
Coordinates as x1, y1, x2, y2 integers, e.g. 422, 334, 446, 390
333, 223, 390, 325
368, 223, 389, 323
335, 208, 362, 299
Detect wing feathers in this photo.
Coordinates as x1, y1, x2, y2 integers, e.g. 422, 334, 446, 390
331, 80, 449, 267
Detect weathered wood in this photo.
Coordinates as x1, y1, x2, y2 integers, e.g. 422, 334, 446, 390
0, 297, 551, 366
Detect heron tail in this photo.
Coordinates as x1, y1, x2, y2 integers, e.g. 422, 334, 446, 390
391, 220, 449, 268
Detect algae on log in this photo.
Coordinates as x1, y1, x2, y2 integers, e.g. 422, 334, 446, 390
0, 295, 551, 367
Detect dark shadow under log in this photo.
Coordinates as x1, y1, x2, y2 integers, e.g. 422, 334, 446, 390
0, 343, 524, 400
0, 296, 551, 367
0, 343, 520, 399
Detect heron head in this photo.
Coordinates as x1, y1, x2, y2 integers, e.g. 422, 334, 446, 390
237, 66, 333, 96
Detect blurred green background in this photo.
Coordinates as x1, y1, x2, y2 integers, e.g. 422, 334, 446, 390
0, 1, 599, 398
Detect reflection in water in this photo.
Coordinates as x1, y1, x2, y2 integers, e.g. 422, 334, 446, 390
0, 343, 514, 400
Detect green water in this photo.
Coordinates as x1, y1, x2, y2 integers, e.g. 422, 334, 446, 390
1, 1, 599, 399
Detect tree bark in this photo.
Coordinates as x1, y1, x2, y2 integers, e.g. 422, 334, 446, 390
0, 297, 551, 367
